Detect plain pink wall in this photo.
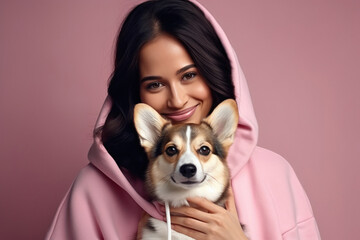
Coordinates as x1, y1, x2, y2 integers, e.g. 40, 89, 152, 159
0, 0, 359, 239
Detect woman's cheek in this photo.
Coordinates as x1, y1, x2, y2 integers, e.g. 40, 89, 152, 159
190, 80, 212, 102
140, 91, 166, 112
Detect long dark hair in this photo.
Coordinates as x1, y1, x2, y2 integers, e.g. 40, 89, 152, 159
96, 0, 235, 179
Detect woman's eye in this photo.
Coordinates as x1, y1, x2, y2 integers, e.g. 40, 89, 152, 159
198, 146, 210, 156
146, 82, 163, 90
182, 72, 197, 81
165, 146, 178, 156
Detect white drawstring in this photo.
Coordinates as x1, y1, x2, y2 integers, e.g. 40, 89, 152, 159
165, 201, 172, 240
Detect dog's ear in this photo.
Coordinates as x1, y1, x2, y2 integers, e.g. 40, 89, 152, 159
203, 99, 239, 149
134, 103, 169, 152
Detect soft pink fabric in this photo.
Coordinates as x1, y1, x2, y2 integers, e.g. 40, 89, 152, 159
45, 1, 321, 239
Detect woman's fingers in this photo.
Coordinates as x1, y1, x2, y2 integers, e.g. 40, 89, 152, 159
168, 191, 248, 240
169, 199, 221, 236
171, 223, 207, 240
170, 203, 213, 223
169, 197, 229, 235
170, 214, 208, 233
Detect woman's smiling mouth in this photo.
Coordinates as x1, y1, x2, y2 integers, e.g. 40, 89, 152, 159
162, 104, 199, 122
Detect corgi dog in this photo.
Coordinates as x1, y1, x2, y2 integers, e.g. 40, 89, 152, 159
134, 99, 239, 240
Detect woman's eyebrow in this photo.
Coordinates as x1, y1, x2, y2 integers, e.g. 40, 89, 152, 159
140, 64, 196, 83
176, 64, 195, 75
140, 75, 161, 83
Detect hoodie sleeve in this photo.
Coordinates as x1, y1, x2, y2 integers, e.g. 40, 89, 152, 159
234, 147, 321, 240
279, 162, 321, 240
45, 164, 143, 240
282, 217, 321, 239
45, 167, 103, 240
258, 147, 322, 239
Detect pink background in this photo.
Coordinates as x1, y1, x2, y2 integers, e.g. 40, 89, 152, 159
0, 0, 359, 239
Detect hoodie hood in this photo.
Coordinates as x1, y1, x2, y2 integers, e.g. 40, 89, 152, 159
88, 0, 258, 219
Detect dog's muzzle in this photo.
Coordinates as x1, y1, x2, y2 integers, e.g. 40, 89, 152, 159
171, 163, 206, 186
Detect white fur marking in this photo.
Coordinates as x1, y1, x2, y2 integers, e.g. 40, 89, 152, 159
186, 126, 191, 152
171, 126, 205, 189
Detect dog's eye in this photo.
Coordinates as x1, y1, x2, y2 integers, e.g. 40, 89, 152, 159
198, 146, 210, 156
165, 146, 178, 156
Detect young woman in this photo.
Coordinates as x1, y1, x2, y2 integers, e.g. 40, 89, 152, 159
46, 0, 321, 239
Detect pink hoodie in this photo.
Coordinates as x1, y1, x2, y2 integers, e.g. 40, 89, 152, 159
45, 1, 321, 239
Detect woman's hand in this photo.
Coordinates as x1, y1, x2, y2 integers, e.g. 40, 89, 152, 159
169, 187, 248, 240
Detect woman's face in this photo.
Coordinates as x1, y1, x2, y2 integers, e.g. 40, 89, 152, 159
139, 34, 213, 124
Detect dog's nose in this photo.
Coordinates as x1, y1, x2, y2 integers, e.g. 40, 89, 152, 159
180, 164, 197, 178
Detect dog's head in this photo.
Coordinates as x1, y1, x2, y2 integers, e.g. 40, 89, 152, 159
134, 99, 239, 207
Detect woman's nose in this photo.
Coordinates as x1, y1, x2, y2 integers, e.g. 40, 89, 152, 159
167, 83, 188, 109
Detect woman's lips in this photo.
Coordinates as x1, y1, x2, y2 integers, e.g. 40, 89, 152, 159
163, 105, 198, 122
